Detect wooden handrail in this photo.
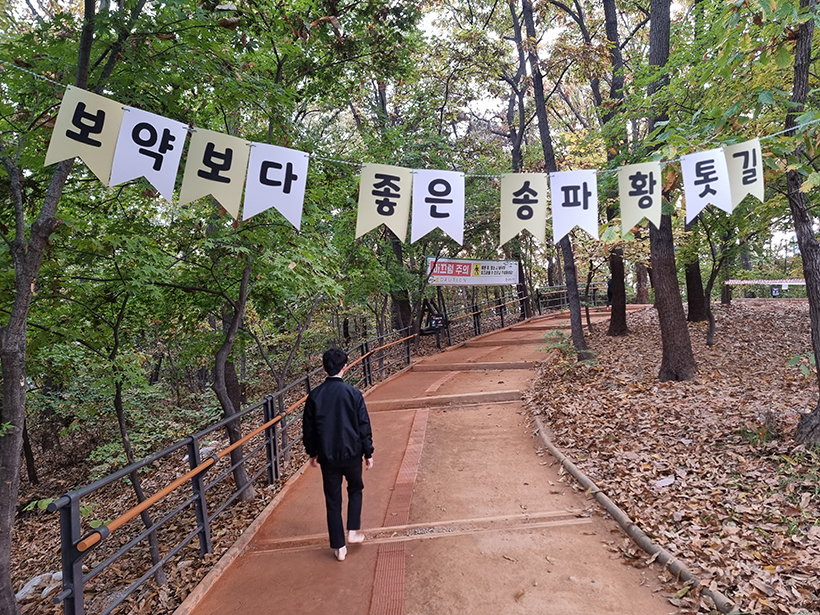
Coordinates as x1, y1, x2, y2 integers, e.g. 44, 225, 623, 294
216, 395, 307, 460
77, 457, 217, 552
76, 330, 424, 553
78, 394, 312, 553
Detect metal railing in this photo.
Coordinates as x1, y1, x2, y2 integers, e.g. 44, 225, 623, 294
535, 282, 609, 313
47, 294, 537, 614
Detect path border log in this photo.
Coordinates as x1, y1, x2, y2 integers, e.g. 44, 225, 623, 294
534, 416, 734, 614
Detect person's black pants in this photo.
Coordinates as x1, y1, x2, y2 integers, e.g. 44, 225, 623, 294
320, 460, 364, 549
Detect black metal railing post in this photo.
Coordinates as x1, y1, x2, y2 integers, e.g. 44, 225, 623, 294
472, 304, 481, 337
363, 340, 373, 387
54, 494, 85, 615
186, 436, 212, 555
263, 396, 277, 485
405, 333, 411, 365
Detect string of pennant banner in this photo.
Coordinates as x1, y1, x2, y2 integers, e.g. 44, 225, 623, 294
13, 66, 818, 247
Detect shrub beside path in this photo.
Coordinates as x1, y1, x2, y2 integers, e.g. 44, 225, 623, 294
175, 306, 680, 615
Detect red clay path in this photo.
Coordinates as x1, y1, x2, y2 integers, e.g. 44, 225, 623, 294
174, 307, 679, 615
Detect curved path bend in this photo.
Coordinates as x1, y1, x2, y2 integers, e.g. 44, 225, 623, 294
176, 306, 677, 615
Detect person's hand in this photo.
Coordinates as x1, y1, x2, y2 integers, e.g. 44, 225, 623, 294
365, 457, 374, 470
309, 456, 319, 468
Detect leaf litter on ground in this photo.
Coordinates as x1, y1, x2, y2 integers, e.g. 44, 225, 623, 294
525, 301, 820, 615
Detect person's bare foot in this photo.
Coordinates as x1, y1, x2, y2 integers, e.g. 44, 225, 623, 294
348, 530, 365, 544
334, 546, 347, 561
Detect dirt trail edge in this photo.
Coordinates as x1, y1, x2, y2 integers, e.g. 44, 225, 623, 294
175, 307, 681, 615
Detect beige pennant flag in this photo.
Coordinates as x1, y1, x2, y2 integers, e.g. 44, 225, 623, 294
179, 129, 250, 219
500, 173, 548, 246
618, 161, 662, 235
356, 163, 413, 242
44, 86, 125, 185
724, 139, 764, 208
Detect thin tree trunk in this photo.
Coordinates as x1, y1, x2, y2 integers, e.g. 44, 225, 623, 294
212, 266, 256, 501
22, 422, 38, 485
521, 0, 589, 360
607, 251, 628, 336
784, 0, 820, 444
114, 380, 166, 585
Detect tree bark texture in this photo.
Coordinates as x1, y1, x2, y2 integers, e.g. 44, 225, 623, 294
607, 250, 628, 336
212, 266, 256, 501
784, 0, 820, 444
685, 260, 709, 322
0, 156, 73, 615
560, 236, 593, 360
647, 0, 697, 381
650, 215, 697, 381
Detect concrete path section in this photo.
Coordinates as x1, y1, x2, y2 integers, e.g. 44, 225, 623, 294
176, 305, 675, 615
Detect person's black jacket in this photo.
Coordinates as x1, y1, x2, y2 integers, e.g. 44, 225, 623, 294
302, 376, 374, 466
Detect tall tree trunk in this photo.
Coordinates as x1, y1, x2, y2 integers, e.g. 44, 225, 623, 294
647, 0, 697, 381
601, 0, 629, 336
522, 0, 590, 359
784, 0, 820, 445
0, 122, 76, 615
607, 251, 628, 335
212, 265, 256, 501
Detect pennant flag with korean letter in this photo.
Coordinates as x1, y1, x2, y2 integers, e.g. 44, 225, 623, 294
243, 143, 309, 227
724, 138, 764, 208
550, 169, 599, 243
109, 107, 188, 202
411, 169, 465, 245
500, 173, 548, 246
356, 163, 413, 242
44, 86, 125, 186
179, 129, 250, 219
618, 161, 662, 235
680, 148, 732, 223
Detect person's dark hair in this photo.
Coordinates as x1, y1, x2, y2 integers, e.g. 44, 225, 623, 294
322, 348, 348, 376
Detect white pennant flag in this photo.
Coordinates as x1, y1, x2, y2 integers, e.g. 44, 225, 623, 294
618, 161, 663, 235
109, 107, 188, 202
724, 139, 764, 208
243, 143, 309, 227
681, 148, 732, 223
550, 170, 599, 243
411, 170, 465, 244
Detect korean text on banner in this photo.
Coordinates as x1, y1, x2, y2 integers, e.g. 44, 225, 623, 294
681, 148, 732, 224
44, 86, 125, 186
426, 257, 519, 286
500, 173, 548, 246
244, 143, 309, 227
724, 139, 764, 208
109, 107, 188, 202
618, 161, 662, 235
178, 129, 250, 219
356, 163, 413, 242
411, 170, 465, 245
550, 169, 599, 243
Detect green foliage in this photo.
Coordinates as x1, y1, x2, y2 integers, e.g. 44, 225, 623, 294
788, 352, 817, 377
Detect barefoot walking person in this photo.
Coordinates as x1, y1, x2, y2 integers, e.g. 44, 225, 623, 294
303, 348, 374, 561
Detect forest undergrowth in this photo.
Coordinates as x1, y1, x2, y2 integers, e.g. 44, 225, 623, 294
526, 301, 820, 615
